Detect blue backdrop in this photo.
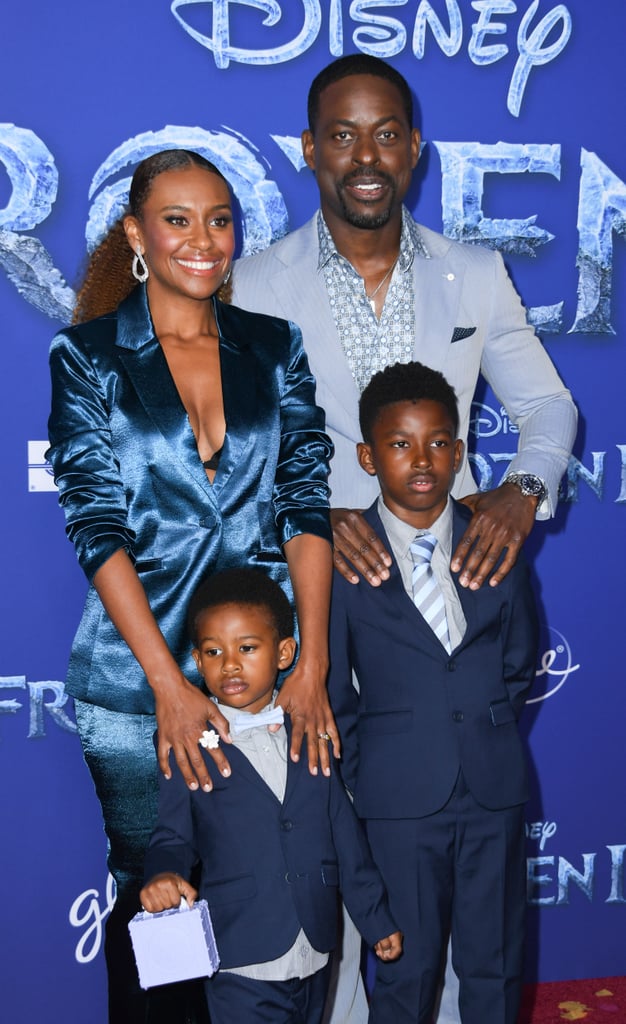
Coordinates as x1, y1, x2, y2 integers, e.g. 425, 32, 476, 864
1, 3, 624, 1020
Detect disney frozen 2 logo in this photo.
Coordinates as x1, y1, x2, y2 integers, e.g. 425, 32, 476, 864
1, 124, 625, 337
170, 0, 572, 117
526, 820, 626, 906
527, 624, 579, 703
468, 403, 626, 504
69, 874, 115, 963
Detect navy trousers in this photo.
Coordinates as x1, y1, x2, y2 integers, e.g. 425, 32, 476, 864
204, 965, 331, 1023
366, 776, 526, 1024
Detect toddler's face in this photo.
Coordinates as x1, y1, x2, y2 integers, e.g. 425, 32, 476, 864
193, 603, 295, 714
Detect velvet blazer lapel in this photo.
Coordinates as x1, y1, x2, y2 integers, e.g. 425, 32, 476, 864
114, 287, 255, 506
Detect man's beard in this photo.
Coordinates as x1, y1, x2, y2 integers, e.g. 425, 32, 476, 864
336, 172, 397, 230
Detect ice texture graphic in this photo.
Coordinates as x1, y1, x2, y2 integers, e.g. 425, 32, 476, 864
170, 0, 322, 68
270, 134, 308, 171
169, 1, 572, 117
87, 125, 289, 256
435, 141, 563, 332
0, 125, 75, 320
570, 149, 626, 335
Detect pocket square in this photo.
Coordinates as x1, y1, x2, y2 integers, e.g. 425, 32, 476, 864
451, 326, 476, 343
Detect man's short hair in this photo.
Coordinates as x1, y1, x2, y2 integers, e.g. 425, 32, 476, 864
307, 55, 414, 134
188, 568, 294, 645
359, 361, 460, 442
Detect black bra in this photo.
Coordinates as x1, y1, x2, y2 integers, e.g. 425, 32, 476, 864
202, 447, 223, 471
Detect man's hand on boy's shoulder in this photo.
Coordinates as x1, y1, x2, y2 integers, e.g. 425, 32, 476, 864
374, 930, 403, 961
140, 873, 198, 914
331, 484, 538, 592
453, 482, 538, 590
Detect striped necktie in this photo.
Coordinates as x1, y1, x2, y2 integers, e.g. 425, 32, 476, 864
409, 533, 451, 653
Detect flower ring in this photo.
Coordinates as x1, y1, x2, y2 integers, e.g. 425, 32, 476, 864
199, 729, 220, 750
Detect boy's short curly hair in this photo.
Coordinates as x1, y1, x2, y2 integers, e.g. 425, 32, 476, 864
359, 361, 460, 442
187, 567, 294, 645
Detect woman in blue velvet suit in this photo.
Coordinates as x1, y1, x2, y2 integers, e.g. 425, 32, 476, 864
46, 150, 336, 1024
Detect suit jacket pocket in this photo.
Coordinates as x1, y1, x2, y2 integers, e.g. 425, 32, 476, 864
203, 873, 257, 905
358, 709, 413, 735
321, 861, 339, 887
489, 699, 518, 726
135, 558, 163, 573
451, 326, 476, 343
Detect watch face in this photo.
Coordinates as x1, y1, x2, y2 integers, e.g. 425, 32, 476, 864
520, 475, 544, 496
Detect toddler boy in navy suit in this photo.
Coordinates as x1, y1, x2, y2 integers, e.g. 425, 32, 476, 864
141, 567, 401, 1024
327, 362, 539, 1024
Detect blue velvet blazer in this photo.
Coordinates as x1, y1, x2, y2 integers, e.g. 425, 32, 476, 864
47, 286, 332, 714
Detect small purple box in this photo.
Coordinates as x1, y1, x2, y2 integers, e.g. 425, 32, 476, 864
129, 900, 220, 989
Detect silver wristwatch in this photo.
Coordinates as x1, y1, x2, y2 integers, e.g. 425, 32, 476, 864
504, 472, 546, 504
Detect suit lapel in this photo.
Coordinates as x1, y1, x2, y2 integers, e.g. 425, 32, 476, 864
115, 289, 260, 506
211, 303, 256, 500
114, 288, 216, 503
450, 502, 478, 645
269, 218, 361, 444
413, 239, 466, 371
365, 505, 448, 658
225, 742, 284, 805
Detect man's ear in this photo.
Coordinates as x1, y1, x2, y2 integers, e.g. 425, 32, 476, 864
278, 636, 297, 669
410, 128, 421, 170
301, 129, 316, 172
357, 442, 377, 477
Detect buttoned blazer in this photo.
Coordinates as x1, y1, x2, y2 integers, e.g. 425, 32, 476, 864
327, 501, 539, 819
232, 213, 577, 512
144, 722, 397, 970
47, 286, 332, 714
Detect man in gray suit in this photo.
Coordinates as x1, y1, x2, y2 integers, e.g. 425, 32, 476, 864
233, 53, 576, 1024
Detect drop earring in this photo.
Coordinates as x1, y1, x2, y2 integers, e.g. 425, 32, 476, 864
132, 248, 149, 283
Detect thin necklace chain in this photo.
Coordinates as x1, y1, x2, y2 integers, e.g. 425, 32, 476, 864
365, 256, 398, 309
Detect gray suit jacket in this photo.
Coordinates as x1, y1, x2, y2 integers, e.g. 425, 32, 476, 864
233, 212, 577, 513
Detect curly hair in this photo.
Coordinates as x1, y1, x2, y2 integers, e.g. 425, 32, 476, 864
187, 568, 294, 647
73, 149, 233, 324
359, 361, 460, 442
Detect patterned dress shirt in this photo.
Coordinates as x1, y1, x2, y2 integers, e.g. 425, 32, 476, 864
317, 207, 428, 393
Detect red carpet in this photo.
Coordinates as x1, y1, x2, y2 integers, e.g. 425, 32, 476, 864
519, 978, 626, 1022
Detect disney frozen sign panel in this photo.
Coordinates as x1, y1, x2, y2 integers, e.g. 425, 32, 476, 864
129, 899, 220, 988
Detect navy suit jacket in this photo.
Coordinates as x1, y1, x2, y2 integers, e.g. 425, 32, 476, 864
328, 501, 539, 818
47, 286, 332, 713
144, 722, 397, 970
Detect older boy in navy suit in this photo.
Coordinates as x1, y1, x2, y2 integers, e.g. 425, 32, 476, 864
327, 362, 539, 1024
141, 568, 401, 1024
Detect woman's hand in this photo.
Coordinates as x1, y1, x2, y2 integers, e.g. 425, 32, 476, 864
274, 655, 340, 778
154, 678, 232, 792
281, 533, 337, 777
330, 508, 392, 586
92, 551, 232, 792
